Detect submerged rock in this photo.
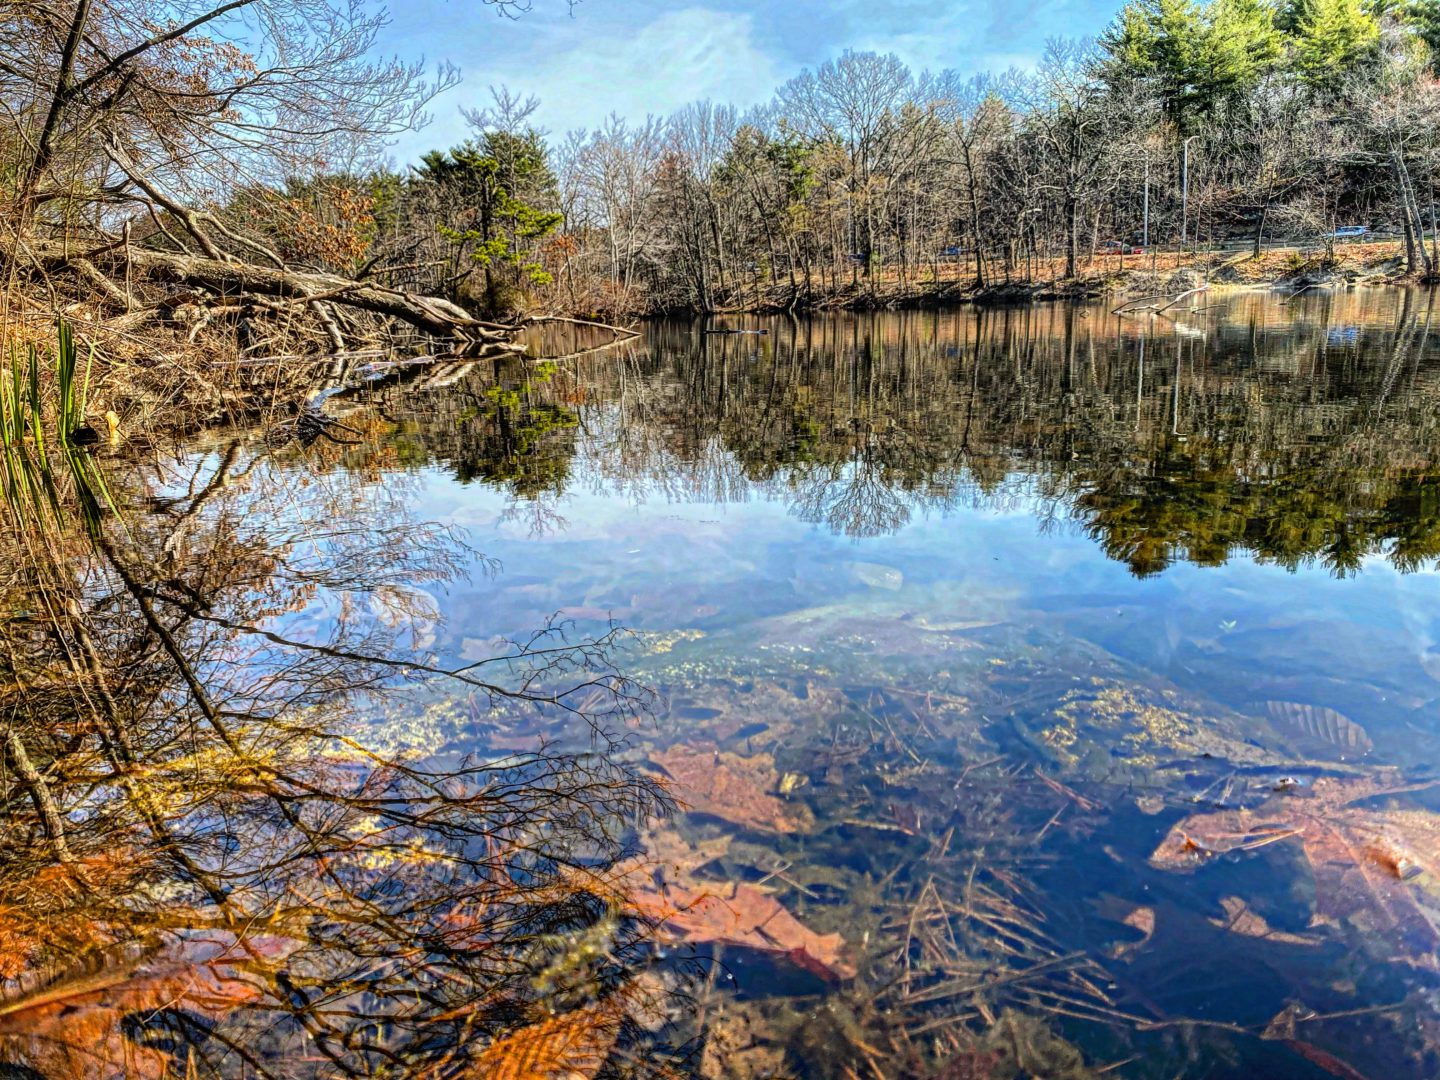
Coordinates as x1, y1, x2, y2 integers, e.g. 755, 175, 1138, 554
844, 561, 903, 590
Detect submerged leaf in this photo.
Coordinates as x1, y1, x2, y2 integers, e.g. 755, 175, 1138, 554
1089, 893, 1156, 958
467, 1002, 621, 1080
1210, 897, 1320, 947
0, 932, 288, 1079
651, 745, 814, 834
1266, 701, 1373, 755
1151, 774, 1440, 967
632, 879, 854, 983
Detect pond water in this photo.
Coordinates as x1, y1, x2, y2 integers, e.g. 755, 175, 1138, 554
13, 288, 1440, 1078
310, 288, 1440, 1078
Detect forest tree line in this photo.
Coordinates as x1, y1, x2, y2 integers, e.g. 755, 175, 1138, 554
290, 0, 1440, 316
4, 0, 1440, 370
359, 294, 1440, 576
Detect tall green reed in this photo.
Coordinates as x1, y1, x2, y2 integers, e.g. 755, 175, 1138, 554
0, 321, 115, 537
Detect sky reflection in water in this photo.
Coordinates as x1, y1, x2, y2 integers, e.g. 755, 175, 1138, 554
323, 287, 1440, 1077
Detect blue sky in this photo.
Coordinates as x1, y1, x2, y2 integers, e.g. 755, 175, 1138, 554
383, 0, 1118, 161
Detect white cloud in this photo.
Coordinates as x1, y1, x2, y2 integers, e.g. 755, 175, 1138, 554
396, 7, 780, 158
534, 8, 780, 131
384, 0, 1112, 163
846, 0, 1073, 78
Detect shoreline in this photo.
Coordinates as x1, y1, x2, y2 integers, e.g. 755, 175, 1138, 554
28, 246, 1430, 440
675, 241, 1431, 317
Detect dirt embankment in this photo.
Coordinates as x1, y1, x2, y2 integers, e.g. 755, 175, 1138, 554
718, 241, 1422, 313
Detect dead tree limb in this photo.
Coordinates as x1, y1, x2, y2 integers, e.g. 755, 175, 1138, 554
20, 239, 516, 345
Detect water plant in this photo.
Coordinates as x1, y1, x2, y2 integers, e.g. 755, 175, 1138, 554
0, 321, 114, 536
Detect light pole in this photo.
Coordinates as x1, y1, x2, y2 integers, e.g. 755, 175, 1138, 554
1020, 206, 1041, 277
1181, 134, 1200, 249
1142, 154, 1150, 249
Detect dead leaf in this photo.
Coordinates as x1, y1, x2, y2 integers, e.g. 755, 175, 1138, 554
1263, 1007, 1374, 1080
1151, 774, 1440, 967
642, 828, 733, 881
0, 931, 289, 1080
651, 745, 814, 833
610, 827, 850, 983
1266, 702, 1373, 755
1278, 1039, 1372, 1080
1088, 893, 1155, 958
467, 1002, 621, 1080
1210, 897, 1320, 946
632, 879, 853, 983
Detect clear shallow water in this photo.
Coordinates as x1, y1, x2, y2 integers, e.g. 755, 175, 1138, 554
207, 290, 1440, 1075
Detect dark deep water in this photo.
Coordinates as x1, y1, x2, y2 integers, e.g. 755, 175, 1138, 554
78, 288, 1440, 1076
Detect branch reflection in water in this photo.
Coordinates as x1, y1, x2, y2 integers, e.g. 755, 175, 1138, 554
0, 439, 684, 1078
363, 288, 1440, 576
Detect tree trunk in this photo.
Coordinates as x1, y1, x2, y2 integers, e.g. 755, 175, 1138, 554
22, 239, 522, 347
1391, 149, 1430, 277
18, 0, 95, 223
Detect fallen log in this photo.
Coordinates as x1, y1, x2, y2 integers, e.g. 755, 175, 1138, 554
21, 239, 515, 345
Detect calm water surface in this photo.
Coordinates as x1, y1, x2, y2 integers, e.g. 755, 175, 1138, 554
231, 290, 1440, 1075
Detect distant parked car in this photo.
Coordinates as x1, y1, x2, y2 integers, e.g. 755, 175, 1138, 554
1328, 225, 1370, 240
1096, 239, 1144, 255
940, 245, 963, 258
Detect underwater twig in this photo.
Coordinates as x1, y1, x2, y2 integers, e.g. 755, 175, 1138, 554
1034, 804, 1066, 843
900, 951, 1087, 1006
1033, 770, 1101, 811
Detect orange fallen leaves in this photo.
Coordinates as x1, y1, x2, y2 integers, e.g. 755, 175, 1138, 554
466, 1002, 622, 1080
651, 745, 813, 834
1151, 774, 1440, 967
633, 879, 853, 983
1088, 892, 1155, 958
0, 850, 147, 978
0, 931, 290, 1080
1210, 896, 1320, 947
613, 828, 853, 984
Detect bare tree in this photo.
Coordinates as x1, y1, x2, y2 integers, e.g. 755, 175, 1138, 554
1343, 36, 1440, 277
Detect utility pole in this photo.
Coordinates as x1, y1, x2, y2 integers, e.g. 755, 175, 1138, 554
1181, 135, 1200, 248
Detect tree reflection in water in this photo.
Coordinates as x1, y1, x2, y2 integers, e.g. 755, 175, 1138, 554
364, 289, 1440, 575
0, 443, 679, 1078
6, 288, 1440, 1078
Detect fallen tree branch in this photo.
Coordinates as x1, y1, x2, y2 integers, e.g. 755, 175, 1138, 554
1112, 285, 1209, 316
514, 312, 642, 360
20, 239, 515, 344
517, 313, 641, 337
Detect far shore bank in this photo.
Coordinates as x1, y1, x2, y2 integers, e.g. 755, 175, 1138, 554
31, 243, 1431, 441
677, 240, 1433, 318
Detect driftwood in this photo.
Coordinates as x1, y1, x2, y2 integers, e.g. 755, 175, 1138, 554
13, 229, 641, 438
1282, 282, 1334, 304
1112, 285, 1210, 316
20, 241, 648, 363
